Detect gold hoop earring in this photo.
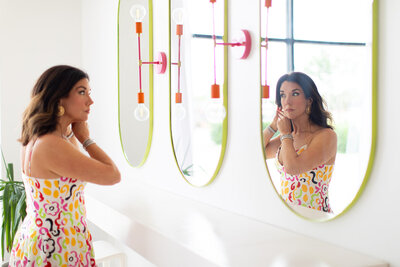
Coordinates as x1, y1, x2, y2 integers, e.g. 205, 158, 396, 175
306, 105, 311, 115
58, 106, 65, 117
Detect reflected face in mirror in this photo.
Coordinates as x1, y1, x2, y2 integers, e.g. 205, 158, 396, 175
265, 72, 337, 214
261, 0, 376, 220
278, 82, 311, 120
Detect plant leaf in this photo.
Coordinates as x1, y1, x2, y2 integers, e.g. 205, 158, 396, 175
13, 189, 26, 236
8, 163, 14, 182
4, 183, 11, 252
1, 217, 5, 260
1, 148, 11, 181
0, 153, 27, 259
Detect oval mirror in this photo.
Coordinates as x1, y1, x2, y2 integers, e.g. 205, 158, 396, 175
260, 0, 377, 220
169, 0, 228, 186
118, 0, 154, 167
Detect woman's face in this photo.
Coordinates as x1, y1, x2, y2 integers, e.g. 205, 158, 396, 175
279, 81, 310, 120
60, 78, 93, 122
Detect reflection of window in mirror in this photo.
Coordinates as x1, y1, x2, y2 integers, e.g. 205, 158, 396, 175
170, 0, 226, 186
261, 0, 374, 218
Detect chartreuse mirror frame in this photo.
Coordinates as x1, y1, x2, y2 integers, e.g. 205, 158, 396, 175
118, 0, 154, 167
168, 0, 228, 187
260, 0, 378, 221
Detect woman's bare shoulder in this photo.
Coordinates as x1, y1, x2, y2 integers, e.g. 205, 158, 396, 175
310, 128, 337, 150
313, 127, 337, 140
33, 134, 72, 154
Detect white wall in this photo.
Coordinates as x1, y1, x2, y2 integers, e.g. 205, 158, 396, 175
0, 0, 82, 175
82, 0, 400, 266
1, 0, 399, 266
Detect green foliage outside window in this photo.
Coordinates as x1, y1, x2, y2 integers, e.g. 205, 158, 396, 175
210, 123, 223, 145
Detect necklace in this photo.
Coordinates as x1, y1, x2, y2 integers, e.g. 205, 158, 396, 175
61, 130, 74, 140
64, 131, 74, 140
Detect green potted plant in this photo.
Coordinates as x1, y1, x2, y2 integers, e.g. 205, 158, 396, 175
0, 150, 26, 261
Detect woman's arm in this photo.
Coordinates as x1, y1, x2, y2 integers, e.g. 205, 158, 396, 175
279, 128, 337, 175
35, 136, 121, 185
264, 109, 282, 159
264, 133, 281, 159
33, 121, 120, 185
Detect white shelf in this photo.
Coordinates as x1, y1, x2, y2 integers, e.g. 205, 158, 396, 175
85, 183, 388, 267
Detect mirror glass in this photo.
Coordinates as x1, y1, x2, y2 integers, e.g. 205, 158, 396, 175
118, 0, 153, 167
169, 0, 227, 186
261, 0, 376, 220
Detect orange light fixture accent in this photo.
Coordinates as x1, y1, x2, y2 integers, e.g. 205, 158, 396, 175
262, 85, 270, 99
211, 84, 220, 99
138, 92, 145, 104
265, 0, 272, 8
175, 92, 182, 103
176, 24, 183, 36
135, 22, 142, 34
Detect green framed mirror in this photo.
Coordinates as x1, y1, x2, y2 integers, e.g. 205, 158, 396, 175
260, 0, 378, 221
169, 0, 228, 187
118, 0, 154, 167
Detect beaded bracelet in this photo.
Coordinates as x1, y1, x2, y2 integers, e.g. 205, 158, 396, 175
267, 125, 277, 134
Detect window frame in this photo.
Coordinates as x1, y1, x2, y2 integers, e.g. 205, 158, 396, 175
265, 0, 368, 72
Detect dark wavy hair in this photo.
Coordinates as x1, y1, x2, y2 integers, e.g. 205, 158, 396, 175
275, 72, 333, 129
20, 65, 89, 146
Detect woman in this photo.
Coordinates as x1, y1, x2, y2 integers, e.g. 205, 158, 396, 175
9, 65, 121, 266
264, 72, 337, 213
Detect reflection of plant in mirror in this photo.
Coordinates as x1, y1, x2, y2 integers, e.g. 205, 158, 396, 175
185, 165, 208, 179
182, 164, 194, 176
304, 50, 332, 81
262, 122, 279, 138
334, 122, 348, 154
176, 139, 193, 176
302, 50, 354, 155
262, 122, 267, 129
262, 122, 268, 131
210, 123, 223, 145
302, 47, 364, 121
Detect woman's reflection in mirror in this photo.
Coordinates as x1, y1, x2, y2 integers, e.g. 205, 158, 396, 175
263, 72, 337, 213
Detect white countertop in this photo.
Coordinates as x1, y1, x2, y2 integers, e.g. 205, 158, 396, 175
85, 182, 388, 267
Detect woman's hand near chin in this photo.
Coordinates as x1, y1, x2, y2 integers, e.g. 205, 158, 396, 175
277, 109, 292, 135
72, 122, 90, 143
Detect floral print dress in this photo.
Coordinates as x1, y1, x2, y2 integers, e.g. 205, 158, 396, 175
9, 150, 96, 266
275, 145, 334, 213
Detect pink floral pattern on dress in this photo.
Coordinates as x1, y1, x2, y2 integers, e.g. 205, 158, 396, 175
275, 145, 334, 213
9, 175, 96, 266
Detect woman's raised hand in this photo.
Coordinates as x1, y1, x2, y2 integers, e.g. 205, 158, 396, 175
277, 108, 292, 135
268, 107, 280, 131
72, 122, 90, 143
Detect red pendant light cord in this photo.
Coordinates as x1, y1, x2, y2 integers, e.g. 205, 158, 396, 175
178, 34, 182, 93
265, 6, 270, 87
137, 33, 143, 93
212, 2, 217, 85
